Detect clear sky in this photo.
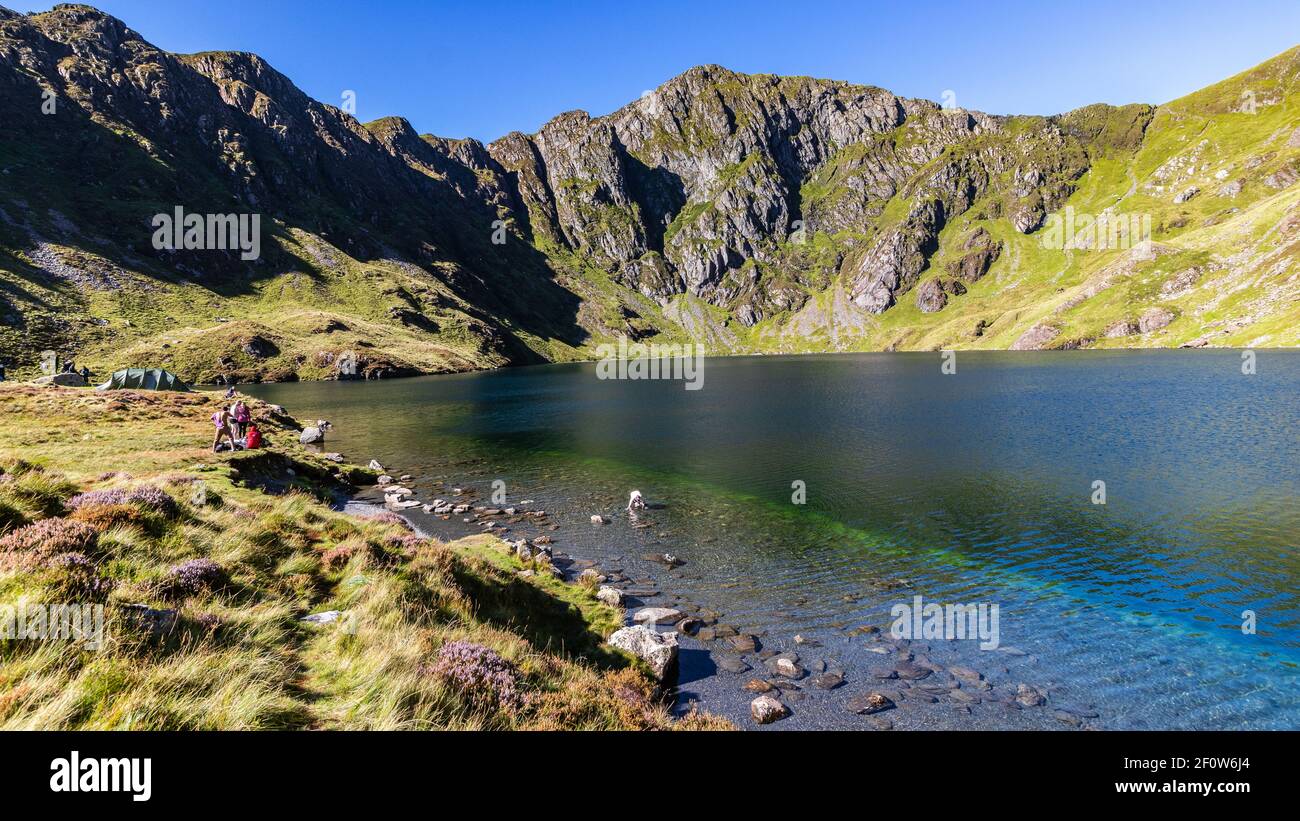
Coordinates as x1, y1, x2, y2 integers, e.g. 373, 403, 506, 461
11, 0, 1300, 142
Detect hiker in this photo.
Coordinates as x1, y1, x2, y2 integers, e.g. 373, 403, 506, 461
245, 422, 262, 450
78, 366, 91, 383
0, 362, 6, 382
224, 385, 237, 399
62, 359, 76, 374
231, 400, 251, 440
212, 407, 238, 452
627, 490, 647, 511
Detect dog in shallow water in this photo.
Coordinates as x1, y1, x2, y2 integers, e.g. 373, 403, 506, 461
627, 490, 646, 511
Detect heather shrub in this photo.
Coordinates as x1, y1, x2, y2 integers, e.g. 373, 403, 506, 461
0, 517, 100, 565
160, 558, 228, 599
68, 485, 180, 519
382, 534, 428, 556
358, 511, 409, 529
425, 640, 524, 713
37, 551, 114, 602
321, 538, 363, 571
70, 503, 149, 532
190, 612, 222, 634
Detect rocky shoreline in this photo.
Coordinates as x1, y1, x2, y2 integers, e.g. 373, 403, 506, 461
328, 451, 1101, 731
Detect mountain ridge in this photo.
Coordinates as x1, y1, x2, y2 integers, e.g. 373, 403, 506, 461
0, 3, 1296, 382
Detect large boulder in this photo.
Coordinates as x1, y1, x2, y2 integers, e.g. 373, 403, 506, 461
1103, 319, 1138, 338
915, 278, 948, 313
608, 625, 678, 683
632, 607, 683, 625
1138, 307, 1175, 333
1011, 322, 1061, 351
299, 427, 325, 445
34, 373, 86, 387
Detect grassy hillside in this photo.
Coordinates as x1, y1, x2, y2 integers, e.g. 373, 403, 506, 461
739, 48, 1300, 352
0, 383, 727, 730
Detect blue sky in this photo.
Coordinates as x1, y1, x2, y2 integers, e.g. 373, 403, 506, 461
12, 0, 1300, 142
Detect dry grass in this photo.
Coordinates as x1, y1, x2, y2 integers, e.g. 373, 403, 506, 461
0, 383, 730, 730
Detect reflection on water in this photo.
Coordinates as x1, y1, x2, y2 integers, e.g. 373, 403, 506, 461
250, 350, 1300, 729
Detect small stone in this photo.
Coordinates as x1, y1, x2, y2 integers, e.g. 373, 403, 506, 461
1015, 683, 1047, 708
632, 607, 684, 625
591, 515, 608, 524
675, 617, 702, 635
750, 695, 789, 725
301, 610, 344, 625
773, 657, 805, 680
1053, 710, 1083, 727
845, 692, 895, 715
728, 634, 760, 653
894, 662, 932, 681
950, 688, 981, 704
717, 656, 752, 674
809, 672, 845, 690
596, 586, 623, 607
743, 679, 775, 694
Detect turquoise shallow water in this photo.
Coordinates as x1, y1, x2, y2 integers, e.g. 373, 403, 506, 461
250, 350, 1300, 729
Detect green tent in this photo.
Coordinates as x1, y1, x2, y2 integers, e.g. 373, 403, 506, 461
97, 368, 192, 392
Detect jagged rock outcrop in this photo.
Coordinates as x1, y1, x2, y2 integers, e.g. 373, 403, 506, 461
1, 4, 1295, 373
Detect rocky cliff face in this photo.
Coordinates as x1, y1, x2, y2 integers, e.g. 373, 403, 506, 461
481, 66, 1139, 325
1, 4, 1297, 381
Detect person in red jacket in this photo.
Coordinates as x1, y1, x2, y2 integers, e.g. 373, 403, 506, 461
245, 423, 262, 450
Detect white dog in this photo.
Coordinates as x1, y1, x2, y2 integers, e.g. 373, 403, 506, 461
627, 490, 646, 511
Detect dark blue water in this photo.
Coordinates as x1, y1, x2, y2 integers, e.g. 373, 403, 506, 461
250, 350, 1300, 729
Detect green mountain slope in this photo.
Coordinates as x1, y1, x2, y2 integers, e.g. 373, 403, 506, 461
0, 4, 1295, 382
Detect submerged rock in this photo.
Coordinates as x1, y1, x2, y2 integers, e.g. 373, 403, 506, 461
1015, 683, 1047, 707
810, 672, 845, 690
717, 656, 752, 674
845, 692, 895, 715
